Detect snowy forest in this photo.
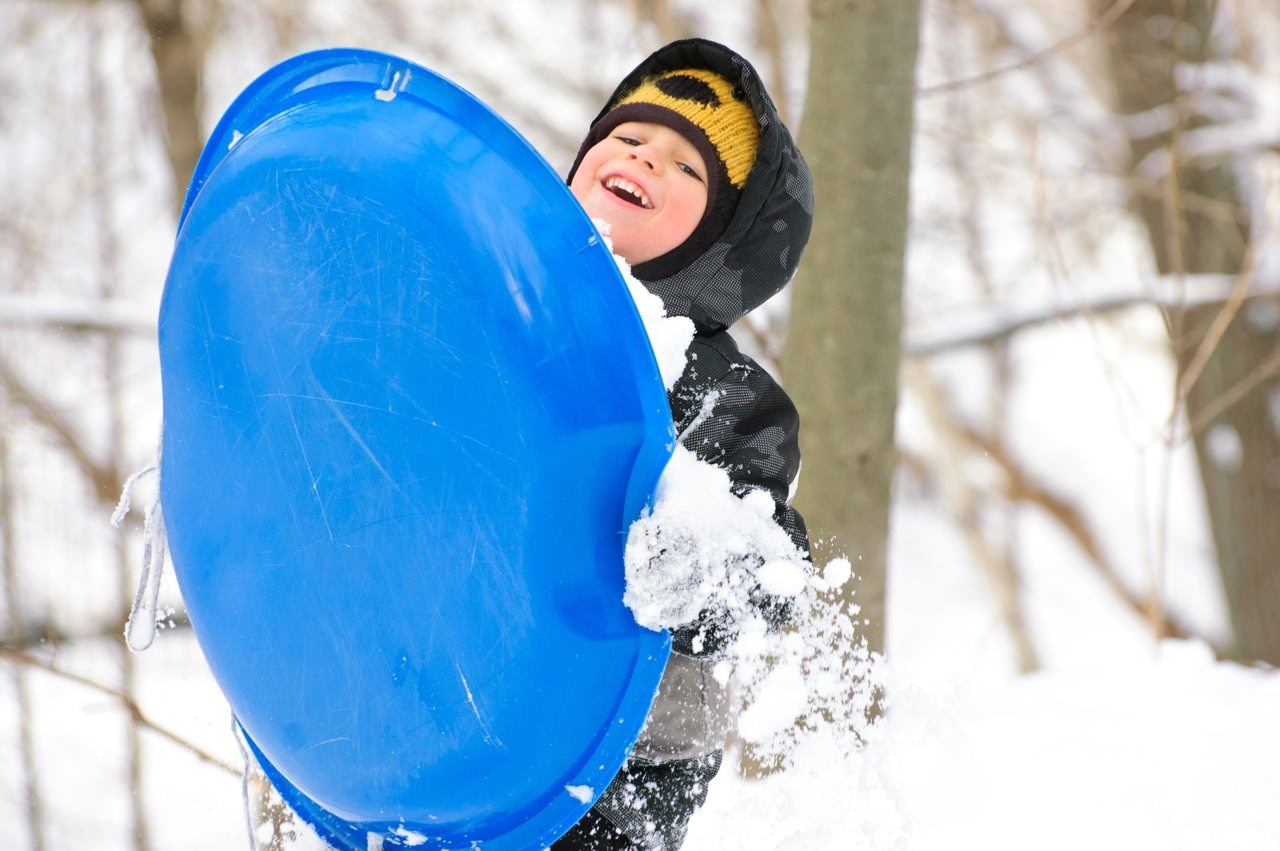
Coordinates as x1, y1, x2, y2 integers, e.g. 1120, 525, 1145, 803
3, 0, 1279, 849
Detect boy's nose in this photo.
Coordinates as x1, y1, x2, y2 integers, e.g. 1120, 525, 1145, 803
629, 147, 660, 173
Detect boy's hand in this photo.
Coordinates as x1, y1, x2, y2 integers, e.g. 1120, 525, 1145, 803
624, 519, 800, 659
623, 520, 726, 633
622, 445, 808, 655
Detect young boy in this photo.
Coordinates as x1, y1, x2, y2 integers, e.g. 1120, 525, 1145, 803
554, 38, 813, 851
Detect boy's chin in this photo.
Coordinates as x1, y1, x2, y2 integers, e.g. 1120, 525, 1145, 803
613, 246, 641, 265
584, 217, 662, 266
610, 238, 649, 266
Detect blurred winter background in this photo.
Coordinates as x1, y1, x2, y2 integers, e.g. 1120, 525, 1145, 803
2, 0, 1279, 849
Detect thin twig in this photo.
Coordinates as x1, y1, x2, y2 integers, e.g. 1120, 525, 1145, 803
0, 646, 239, 776
955, 423, 1224, 657
0, 351, 117, 498
904, 285, 1279, 358
0, 294, 156, 335
1170, 247, 1258, 426
1186, 349, 1280, 437
918, 0, 1138, 97
2, 413, 46, 851
1031, 124, 1174, 642
905, 362, 1039, 672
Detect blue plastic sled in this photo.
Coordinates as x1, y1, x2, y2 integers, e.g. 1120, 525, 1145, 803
158, 49, 674, 849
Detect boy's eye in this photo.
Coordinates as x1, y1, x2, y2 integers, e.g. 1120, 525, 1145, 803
678, 162, 705, 182
616, 135, 641, 146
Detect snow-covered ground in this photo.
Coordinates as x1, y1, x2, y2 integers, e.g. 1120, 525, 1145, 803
685, 493, 1280, 850
693, 639, 1280, 850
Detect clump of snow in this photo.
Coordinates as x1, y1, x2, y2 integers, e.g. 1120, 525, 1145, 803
389, 825, 426, 847
756, 559, 808, 598
593, 219, 694, 391
111, 462, 156, 528
564, 784, 594, 804
738, 594, 879, 768
255, 820, 279, 845
819, 556, 853, 590
736, 662, 807, 744
623, 445, 805, 632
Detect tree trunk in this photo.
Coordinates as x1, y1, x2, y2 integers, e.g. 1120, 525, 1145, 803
783, 0, 922, 660
1094, 0, 1280, 663
134, 0, 206, 213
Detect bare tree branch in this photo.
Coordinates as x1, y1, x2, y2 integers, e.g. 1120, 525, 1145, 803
1186, 348, 1280, 437
0, 353, 117, 499
955, 421, 1223, 656
1, 419, 46, 851
918, 0, 1138, 97
904, 361, 1039, 672
1095, 0, 1280, 663
1170, 241, 1259, 423
905, 278, 1280, 357
0, 294, 155, 335
0, 647, 239, 776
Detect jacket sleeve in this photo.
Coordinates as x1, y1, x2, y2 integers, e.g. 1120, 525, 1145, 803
672, 338, 809, 557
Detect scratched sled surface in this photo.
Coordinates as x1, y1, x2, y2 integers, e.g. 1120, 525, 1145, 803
158, 49, 673, 850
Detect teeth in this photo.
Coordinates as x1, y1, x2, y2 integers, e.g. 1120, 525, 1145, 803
604, 176, 652, 209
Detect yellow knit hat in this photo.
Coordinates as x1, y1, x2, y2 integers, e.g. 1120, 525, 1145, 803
612, 68, 760, 189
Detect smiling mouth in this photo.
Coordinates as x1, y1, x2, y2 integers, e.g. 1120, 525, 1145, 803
604, 176, 653, 209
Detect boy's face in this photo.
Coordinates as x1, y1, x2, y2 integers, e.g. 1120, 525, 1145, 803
570, 121, 708, 266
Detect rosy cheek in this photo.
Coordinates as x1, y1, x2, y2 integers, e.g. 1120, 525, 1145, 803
569, 165, 597, 205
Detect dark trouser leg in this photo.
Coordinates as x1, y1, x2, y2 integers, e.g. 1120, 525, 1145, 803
550, 808, 639, 850
552, 751, 723, 851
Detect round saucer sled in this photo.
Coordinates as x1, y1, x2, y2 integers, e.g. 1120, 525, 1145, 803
158, 48, 673, 849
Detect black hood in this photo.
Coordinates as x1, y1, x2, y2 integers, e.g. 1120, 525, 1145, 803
570, 39, 813, 334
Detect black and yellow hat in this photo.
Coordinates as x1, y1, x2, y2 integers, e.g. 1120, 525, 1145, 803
613, 68, 759, 190
569, 67, 761, 278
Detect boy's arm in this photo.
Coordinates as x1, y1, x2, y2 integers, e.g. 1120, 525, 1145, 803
678, 370, 809, 554
672, 337, 809, 554
666, 336, 809, 655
